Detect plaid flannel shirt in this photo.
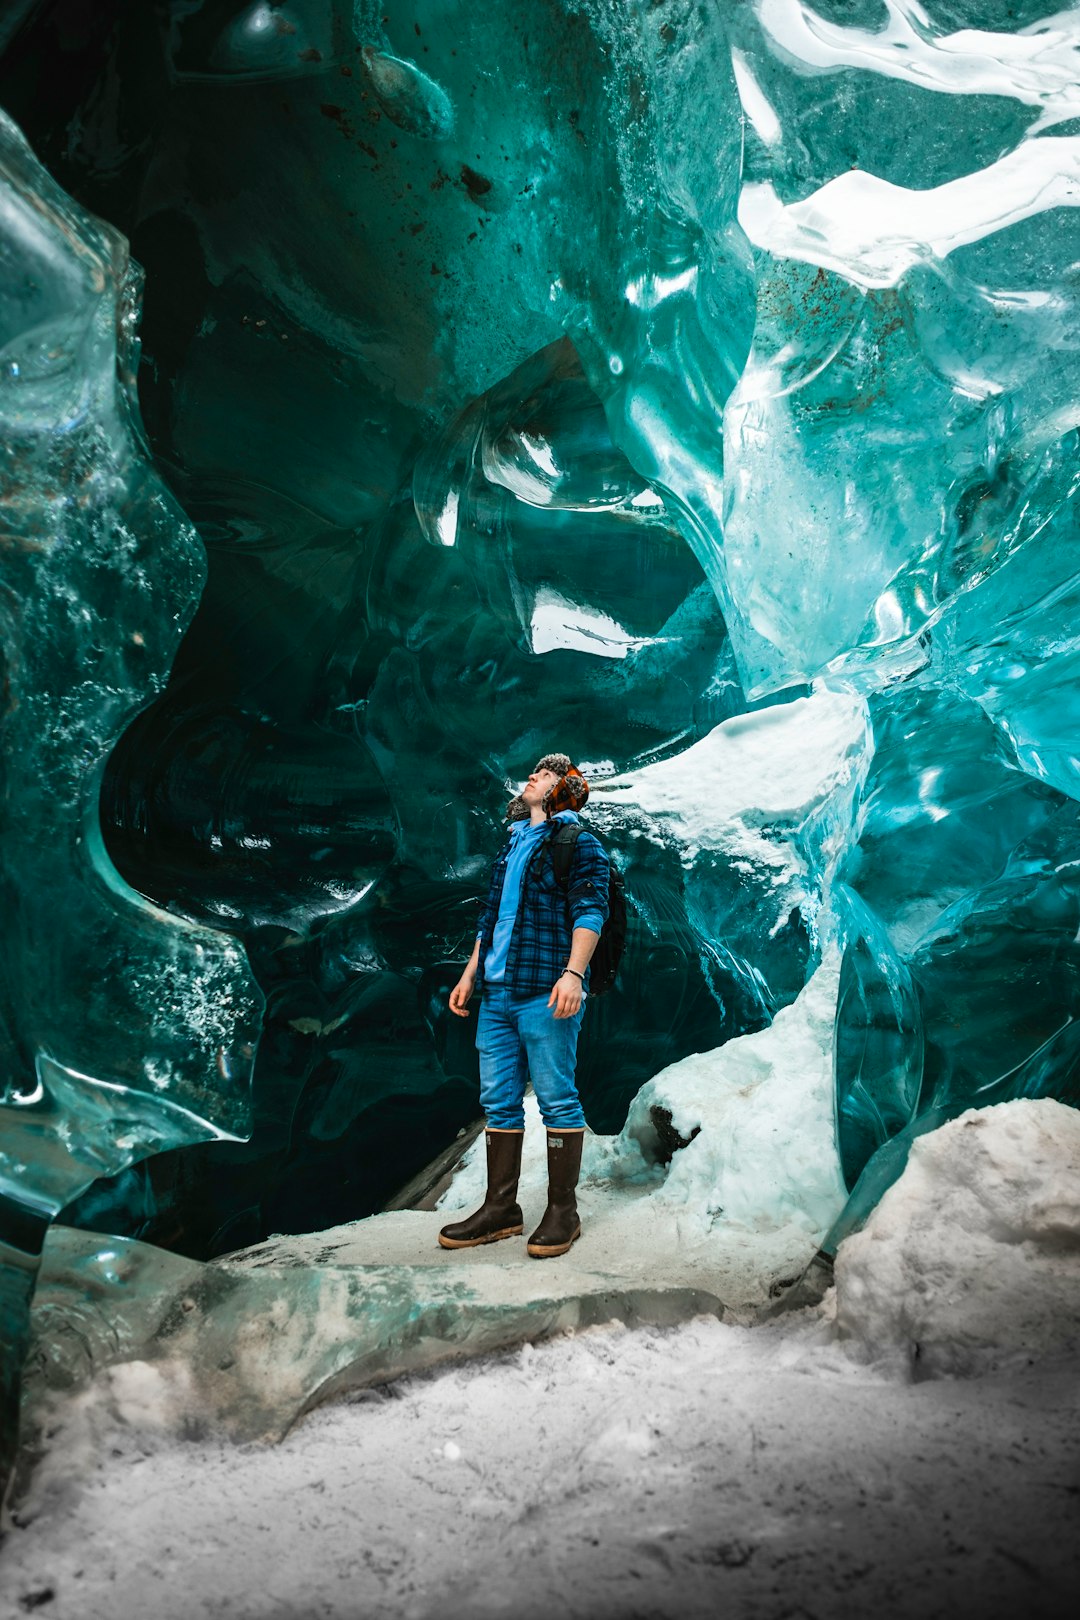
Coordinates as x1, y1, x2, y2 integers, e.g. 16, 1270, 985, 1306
474, 821, 611, 996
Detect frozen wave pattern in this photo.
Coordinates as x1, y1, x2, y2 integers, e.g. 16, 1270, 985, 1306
719, 3, 1080, 1208
0, 109, 260, 1493
723, 1, 1080, 695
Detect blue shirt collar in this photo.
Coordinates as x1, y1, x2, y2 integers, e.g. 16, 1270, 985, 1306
510, 810, 580, 839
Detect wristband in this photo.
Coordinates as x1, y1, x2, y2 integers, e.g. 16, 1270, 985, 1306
564, 967, 584, 982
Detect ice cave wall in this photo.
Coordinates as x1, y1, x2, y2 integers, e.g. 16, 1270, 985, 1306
2, 0, 766, 1263
3, 0, 1080, 1486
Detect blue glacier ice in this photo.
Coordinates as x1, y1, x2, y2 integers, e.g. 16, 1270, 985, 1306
0, 104, 261, 1488
1, 0, 1080, 1495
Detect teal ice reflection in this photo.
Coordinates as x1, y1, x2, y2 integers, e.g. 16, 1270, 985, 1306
0, 108, 260, 1493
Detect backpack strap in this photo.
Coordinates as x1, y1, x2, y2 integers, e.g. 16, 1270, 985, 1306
547, 820, 584, 887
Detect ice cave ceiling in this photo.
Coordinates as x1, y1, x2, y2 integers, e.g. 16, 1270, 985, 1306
3, 0, 1080, 1490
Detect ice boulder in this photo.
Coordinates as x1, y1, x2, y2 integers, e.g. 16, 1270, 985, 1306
617, 956, 849, 1244
834, 1099, 1080, 1378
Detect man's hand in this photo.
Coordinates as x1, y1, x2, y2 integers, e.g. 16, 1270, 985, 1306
548, 971, 583, 1020
449, 969, 476, 1018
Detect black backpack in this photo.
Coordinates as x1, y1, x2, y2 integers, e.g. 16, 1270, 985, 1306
546, 822, 627, 995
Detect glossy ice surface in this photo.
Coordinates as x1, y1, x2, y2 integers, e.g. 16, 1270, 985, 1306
2, 0, 1080, 1486
0, 105, 261, 1484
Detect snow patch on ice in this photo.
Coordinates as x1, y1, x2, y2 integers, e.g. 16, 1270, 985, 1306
590, 685, 870, 895
529, 588, 670, 659
617, 954, 848, 1241
740, 139, 1080, 289
598, 687, 867, 837
754, 0, 1080, 132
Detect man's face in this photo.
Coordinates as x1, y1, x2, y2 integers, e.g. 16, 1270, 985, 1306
520, 767, 560, 807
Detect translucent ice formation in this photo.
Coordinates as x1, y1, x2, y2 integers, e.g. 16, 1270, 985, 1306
2, 0, 1080, 1486
1, 0, 760, 1252
0, 109, 260, 1489
718, 0, 1080, 1216
724, 3, 1080, 696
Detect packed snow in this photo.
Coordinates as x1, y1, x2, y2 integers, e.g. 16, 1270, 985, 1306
585, 685, 870, 951
835, 1098, 1080, 1378
591, 685, 869, 865
617, 954, 847, 1239
3, 1096, 1078, 1618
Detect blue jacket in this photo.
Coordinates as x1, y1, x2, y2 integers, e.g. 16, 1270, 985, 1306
475, 818, 611, 996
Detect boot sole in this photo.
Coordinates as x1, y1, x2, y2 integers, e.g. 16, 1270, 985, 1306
526, 1226, 582, 1259
437, 1224, 524, 1250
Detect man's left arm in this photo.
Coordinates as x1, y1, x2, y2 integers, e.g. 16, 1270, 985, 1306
549, 833, 610, 1018
567, 832, 610, 931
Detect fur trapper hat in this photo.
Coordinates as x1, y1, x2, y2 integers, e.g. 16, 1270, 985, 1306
506, 754, 589, 821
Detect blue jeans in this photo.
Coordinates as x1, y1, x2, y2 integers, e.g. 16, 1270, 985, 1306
477, 986, 587, 1131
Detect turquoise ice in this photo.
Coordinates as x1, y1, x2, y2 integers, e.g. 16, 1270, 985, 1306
2, 0, 1080, 1491
0, 108, 261, 1487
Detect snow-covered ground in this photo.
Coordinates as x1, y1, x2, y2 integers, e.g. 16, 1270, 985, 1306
3, 1312, 1077, 1618
3, 1099, 1078, 1619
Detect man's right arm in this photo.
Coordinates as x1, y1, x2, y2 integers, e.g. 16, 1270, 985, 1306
449, 936, 482, 1017
451, 850, 503, 1017
474, 839, 507, 946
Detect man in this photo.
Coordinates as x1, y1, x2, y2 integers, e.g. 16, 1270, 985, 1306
440, 754, 610, 1258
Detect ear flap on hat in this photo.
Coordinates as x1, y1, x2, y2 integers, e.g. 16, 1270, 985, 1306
542, 766, 589, 818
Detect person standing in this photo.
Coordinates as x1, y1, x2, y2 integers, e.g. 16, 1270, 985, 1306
440, 754, 610, 1258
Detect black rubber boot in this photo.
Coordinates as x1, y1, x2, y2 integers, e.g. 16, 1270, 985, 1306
527, 1128, 584, 1258
437, 1128, 525, 1249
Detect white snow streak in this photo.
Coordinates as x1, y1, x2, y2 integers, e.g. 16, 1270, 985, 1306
739, 136, 1080, 288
